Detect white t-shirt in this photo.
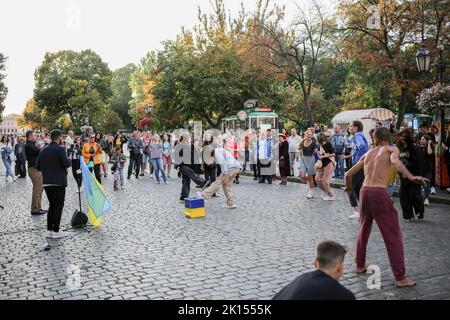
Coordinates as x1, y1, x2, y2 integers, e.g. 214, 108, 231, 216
287, 135, 301, 153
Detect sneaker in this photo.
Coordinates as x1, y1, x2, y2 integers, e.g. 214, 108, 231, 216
51, 231, 71, 239
226, 204, 237, 209
179, 199, 185, 203
323, 195, 337, 201
446, 188, 450, 193
349, 211, 360, 219
424, 199, 430, 206
46, 231, 53, 238
306, 189, 314, 199
431, 187, 437, 195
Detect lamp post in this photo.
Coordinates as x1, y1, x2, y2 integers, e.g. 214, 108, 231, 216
145, 104, 153, 116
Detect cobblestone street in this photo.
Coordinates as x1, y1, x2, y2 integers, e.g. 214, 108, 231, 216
1, 170, 449, 300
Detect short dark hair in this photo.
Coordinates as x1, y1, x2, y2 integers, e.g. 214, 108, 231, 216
316, 241, 348, 270
50, 129, 63, 141
317, 133, 329, 144
374, 127, 391, 143
352, 120, 364, 132
26, 130, 34, 140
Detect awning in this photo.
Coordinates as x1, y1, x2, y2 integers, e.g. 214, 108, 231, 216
332, 108, 395, 124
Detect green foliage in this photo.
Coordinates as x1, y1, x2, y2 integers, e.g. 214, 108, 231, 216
110, 64, 136, 129
33, 50, 112, 131
0, 53, 7, 122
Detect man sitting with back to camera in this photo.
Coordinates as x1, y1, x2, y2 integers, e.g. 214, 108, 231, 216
273, 241, 356, 300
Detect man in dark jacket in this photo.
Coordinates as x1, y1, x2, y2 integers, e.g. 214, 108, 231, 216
14, 137, 27, 178
36, 130, 71, 239
174, 132, 210, 202
25, 131, 47, 216
273, 241, 355, 300
127, 131, 144, 179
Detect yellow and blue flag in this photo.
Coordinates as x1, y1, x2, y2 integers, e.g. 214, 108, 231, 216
80, 156, 111, 227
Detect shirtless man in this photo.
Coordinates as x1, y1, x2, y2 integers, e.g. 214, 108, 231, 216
345, 127, 428, 288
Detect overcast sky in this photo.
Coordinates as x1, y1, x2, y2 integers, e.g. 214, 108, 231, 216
1, 0, 335, 116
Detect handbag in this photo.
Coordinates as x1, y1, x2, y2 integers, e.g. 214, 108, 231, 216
9, 149, 17, 162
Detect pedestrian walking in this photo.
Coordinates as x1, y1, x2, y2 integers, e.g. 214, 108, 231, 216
150, 134, 167, 184
0, 135, 16, 182
162, 134, 173, 178
110, 147, 126, 191
127, 131, 144, 180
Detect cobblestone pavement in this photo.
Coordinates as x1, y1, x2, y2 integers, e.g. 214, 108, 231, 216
0, 168, 449, 300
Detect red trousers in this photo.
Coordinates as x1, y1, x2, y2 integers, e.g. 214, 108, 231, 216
356, 186, 406, 281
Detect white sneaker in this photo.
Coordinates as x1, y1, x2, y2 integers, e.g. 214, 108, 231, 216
431, 187, 437, 195
349, 211, 360, 219
51, 231, 71, 239
323, 195, 337, 201
226, 204, 237, 209
446, 188, 450, 193
46, 231, 53, 238
12, 176, 17, 182
424, 199, 430, 206
306, 189, 314, 199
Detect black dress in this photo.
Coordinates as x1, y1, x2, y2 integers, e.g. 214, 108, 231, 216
279, 141, 291, 177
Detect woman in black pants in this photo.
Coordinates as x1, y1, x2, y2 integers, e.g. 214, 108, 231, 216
202, 132, 218, 197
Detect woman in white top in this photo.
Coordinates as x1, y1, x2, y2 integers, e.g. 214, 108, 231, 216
0, 135, 16, 182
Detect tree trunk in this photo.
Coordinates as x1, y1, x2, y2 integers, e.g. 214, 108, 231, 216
396, 85, 409, 130
304, 94, 315, 126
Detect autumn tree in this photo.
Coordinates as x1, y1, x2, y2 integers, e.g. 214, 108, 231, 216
337, 0, 449, 128
251, 0, 332, 126
152, 0, 286, 130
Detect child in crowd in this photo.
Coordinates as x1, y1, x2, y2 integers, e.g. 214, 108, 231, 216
110, 147, 127, 191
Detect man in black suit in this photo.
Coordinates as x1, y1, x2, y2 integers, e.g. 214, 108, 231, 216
36, 130, 72, 239
273, 241, 356, 300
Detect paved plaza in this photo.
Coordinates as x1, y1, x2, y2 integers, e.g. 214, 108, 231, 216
0, 169, 450, 300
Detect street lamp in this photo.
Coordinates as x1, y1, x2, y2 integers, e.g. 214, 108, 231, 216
415, 44, 431, 73
145, 104, 153, 116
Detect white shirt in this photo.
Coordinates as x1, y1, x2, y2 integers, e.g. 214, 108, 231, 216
214, 148, 242, 176
65, 136, 74, 150
288, 135, 301, 153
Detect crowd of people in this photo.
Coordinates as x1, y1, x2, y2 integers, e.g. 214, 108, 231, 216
1, 120, 449, 293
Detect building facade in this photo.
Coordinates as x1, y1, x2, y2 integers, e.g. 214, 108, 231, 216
0, 114, 28, 136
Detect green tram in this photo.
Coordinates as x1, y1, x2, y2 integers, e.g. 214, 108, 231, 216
221, 100, 279, 132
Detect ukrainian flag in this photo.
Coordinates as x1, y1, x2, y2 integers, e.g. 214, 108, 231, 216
80, 156, 111, 227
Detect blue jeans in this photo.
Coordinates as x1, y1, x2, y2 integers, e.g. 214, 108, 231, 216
334, 155, 345, 178
151, 158, 167, 183
114, 167, 125, 187
2, 157, 14, 178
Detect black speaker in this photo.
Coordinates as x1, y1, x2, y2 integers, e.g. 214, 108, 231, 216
71, 210, 88, 228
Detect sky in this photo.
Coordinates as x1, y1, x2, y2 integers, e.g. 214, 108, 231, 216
0, 0, 335, 116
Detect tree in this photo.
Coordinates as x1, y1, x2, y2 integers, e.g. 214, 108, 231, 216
0, 53, 8, 122
94, 110, 124, 134
19, 98, 45, 130
252, 0, 331, 126
33, 50, 112, 131
152, 0, 285, 130
110, 64, 136, 129
337, 0, 449, 128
